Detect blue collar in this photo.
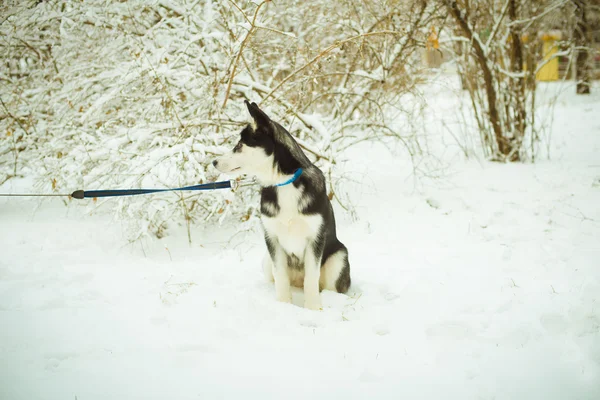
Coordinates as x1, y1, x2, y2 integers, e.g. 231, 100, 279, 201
275, 168, 303, 187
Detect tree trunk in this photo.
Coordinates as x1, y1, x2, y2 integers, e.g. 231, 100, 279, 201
445, 0, 515, 159
508, 0, 525, 159
573, 0, 591, 94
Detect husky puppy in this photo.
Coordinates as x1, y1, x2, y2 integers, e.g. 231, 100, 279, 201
213, 101, 351, 310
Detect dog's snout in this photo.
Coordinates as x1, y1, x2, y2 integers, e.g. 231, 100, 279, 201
212, 160, 218, 167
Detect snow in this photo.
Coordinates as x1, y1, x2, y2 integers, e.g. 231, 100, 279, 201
1, 81, 599, 399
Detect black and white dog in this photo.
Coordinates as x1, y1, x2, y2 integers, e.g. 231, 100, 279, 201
213, 101, 351, 310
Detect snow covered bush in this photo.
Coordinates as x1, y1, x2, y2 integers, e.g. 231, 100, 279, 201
1, 0, 437, 239
439, 0, 571, 161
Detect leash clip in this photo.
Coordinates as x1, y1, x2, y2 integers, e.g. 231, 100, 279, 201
230, 176, 257, 192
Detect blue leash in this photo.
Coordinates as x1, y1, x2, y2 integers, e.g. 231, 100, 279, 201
69, 169, 303, 199
70, 180, 234, 199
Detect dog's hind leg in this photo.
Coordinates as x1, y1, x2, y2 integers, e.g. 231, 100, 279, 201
320, 246, 351, 294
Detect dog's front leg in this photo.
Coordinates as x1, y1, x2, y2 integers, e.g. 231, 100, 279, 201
303, 243, 322, 310
272, 245, 292, 303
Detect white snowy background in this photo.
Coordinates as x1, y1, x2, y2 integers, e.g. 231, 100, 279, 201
1, 78, 599, 399
1, 0, 600, 399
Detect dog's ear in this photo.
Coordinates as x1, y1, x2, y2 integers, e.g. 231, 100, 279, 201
245, 100, 271, 129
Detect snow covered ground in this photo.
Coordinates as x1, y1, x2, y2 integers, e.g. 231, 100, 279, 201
1, 80, 599, 399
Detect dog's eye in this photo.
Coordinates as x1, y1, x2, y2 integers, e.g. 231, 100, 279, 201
233, 142, 243, 153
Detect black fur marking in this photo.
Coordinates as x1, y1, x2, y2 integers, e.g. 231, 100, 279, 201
240, 125, 274, 156
287, 254, 302, 270
335, 250, 351, 293
295, 175, 321, 215
233, 141, 243, 153
246, 100, 271, 127
260, 186, 279, 217
271, 133, 304, 175
264, 234, 277, 259
311, 231, 326, 262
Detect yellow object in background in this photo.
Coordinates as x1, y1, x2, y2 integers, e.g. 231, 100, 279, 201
427, 26, 439, 50
536, 31, 561, 81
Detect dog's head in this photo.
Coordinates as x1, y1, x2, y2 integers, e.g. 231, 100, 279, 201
212, 101, 276, 177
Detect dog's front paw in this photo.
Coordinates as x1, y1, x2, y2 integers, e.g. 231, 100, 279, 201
304, 298, 322, 311
276, 291, 292, 303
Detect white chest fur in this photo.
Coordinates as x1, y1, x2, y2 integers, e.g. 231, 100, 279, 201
261, 185, 323, 258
